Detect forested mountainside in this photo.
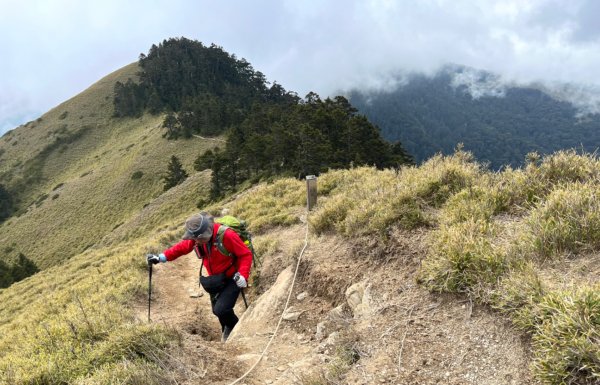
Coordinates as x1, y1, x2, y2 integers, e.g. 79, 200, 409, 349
349, 67, 600, 169
113, 37, 413, 199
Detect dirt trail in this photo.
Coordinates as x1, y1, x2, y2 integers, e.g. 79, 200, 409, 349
143, 226, 540, 385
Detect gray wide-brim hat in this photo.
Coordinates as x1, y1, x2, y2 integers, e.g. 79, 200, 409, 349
182, 212, 214, 240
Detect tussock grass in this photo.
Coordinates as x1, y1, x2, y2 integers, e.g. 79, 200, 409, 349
418, 219, 511, 298
519, 182, 600, 259
532, 150, 600, 186
441, 182, 500, 225
503, 150, 600, 210
423, 150, 600, 383
490, 262, 545, 329
310, 150, 482, 237
531, 286, 600, 385
226, 178, 306, 233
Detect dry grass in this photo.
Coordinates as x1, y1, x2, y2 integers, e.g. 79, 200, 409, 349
310, 150, 482, 237
224, 178, 306, 233
519, 182, 600, 259
0, 232, 183, 384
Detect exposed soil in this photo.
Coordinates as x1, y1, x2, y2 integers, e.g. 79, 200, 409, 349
141, 224, 540, 385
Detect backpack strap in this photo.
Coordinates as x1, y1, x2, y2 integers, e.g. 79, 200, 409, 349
216, 225, 234, 258
195, 240, 234, 278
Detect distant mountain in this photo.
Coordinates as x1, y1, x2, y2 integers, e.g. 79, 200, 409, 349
348, 66, 600, 169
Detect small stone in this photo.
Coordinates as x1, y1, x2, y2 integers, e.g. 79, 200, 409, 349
296, 291, 309, 301
277, 366, 286, 371
283, 306, 304, 321
315, 321, 327, 341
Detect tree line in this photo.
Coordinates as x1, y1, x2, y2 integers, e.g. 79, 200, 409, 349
115, 37, 413, 198
0, 253, 39, 289
0, 184, 13, 223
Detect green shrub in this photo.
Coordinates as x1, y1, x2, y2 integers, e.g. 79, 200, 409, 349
131, 171, 144, 180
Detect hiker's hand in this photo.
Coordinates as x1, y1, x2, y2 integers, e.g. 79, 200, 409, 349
146, 254, 166, 265
146, 254, 160, 265
233, 272, 247, 288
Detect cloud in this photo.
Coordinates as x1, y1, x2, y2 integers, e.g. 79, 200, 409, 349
2, 0, 600, 135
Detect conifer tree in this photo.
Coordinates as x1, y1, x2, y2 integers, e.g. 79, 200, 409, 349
162, 156, 188, 191
10, 253, 39, 282
0, 260, 12, 288
0, 184, 12, 222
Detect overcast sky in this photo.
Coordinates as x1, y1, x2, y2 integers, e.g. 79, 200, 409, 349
2, 0, 600, 135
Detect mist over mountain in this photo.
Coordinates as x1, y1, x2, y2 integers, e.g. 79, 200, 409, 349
348, 66, 600, 169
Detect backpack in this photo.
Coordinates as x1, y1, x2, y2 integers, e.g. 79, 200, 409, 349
215, 215, 261, 267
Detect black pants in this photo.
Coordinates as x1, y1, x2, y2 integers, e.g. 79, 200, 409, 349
209, 278, 240, 331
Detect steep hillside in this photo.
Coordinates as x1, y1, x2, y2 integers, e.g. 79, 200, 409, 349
0, 63, 218, 269
1, 151, 598, 384
348, 67, 600, 169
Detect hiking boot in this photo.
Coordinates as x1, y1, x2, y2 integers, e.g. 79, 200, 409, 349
222, 326, 233, 342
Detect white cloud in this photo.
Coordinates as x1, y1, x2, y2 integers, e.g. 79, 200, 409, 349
2, 0, 600, 135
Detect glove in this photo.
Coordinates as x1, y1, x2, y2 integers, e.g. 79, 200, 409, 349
233, 272, 247, 288
146, 253, 166, 265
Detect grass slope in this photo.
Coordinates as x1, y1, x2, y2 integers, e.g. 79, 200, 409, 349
0, 150, 599, 384
0, 63, 218, 269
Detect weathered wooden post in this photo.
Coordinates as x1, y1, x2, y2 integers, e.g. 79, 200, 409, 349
306, 175, 317, 210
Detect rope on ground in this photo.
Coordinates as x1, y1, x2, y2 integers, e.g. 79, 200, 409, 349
192, 134, 226, 142
227, 214, 310, 385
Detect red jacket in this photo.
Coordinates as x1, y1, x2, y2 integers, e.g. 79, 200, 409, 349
163, 223, 252, 279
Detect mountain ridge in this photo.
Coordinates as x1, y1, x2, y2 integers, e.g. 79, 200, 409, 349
348, 65, 600, 169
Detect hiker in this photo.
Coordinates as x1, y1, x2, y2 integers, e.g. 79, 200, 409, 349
146, 212, 252, 342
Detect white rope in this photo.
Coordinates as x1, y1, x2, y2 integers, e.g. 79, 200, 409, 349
227, 216, 310, 385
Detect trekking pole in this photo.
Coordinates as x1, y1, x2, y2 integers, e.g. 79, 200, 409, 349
240, 288, 248, 309
148, 262, 153, 322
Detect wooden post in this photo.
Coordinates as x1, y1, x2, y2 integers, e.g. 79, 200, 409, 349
306, 175, 317, 210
